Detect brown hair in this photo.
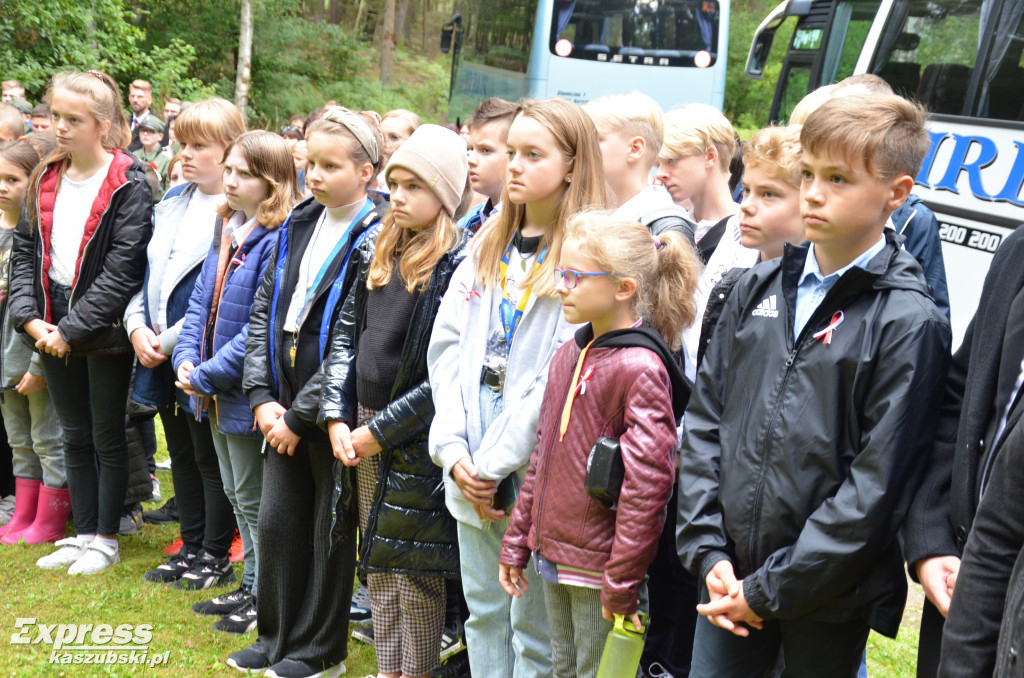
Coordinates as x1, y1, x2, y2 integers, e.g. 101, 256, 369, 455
836, 73, 894, 95
801, 94, 930, 180
742, 125, 803, 187
25, 132, 56, 161
174, 97, 246, 149
216, 130, 299, 229
0, 139, 42, 182
564, 212, 700, 349
26, 71, 132, 221
129, 79, 153, 96
473, 98, 608, 298
0, 103, 25, 139
367, 208, 463, 293
466, 97, 518, 138
305, 111, 384, 187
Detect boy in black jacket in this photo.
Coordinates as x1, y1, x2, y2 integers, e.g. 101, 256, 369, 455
677, 94, 952, 676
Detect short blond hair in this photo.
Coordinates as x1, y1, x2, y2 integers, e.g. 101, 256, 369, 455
584, 92, 665, 167
801, 94, 930, 180
174, 97, 246, 149
661, 104, 735, 172
742, 125, 802, 187
788, 84, 837, 125
129, 79, 153, 96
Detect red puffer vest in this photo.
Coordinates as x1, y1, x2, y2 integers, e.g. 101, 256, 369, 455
500, 333, 678, 614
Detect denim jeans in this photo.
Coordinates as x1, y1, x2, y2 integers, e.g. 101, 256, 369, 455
41, 282, 132, 536
209, 424, 264, 594
1, 387, 64, 488
456, 386, 552, 678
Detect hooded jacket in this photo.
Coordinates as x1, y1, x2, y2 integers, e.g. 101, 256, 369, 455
501, 324, 688, 615
242, 195, 386, 439
320, 225, 470, 578
173, 216, 277, 438
677, 231, 951, 638
9, 149, 153, 355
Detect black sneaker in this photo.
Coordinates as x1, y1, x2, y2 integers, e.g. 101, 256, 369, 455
439, 623, 464, 661
174, 550, 237, 590
143, 546, 197, 583
431, 647, 472, 678
213, 599, 258, 635
263, 658, 345, 678
351, 624, 374, 646
118, 503, 143, 535
193, 584, 253, 616
142, 497, 178, 525
349, 582, 371, 626
226, 643, 271, 672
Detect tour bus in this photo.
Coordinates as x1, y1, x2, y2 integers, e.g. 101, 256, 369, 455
746, 0, 1024, 345
441, 0, 730, 124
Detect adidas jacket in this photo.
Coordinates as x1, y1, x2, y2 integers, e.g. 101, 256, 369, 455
677, 230, 951, 637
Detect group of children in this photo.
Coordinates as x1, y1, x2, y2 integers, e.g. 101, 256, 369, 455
0, 65, 961, 678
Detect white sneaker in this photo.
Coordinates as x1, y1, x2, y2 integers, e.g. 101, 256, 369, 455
67, 541, 120, 575
37, 536, 93, 570
150, 475, 162, 503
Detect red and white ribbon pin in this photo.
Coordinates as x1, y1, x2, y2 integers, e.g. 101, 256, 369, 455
457, 282, 481, 302
575, 365, 595, 395
813, 311, 844, 345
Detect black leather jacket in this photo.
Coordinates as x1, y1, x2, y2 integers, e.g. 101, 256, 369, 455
321, 225, 470, 579
677, 232, 951, 638
10, 150, 153, 355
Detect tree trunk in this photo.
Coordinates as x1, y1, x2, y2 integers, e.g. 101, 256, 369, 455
421, 0, 427, 52
396, 0, 411, 46
234, 0, 254, 122
354, 0, 366, 34
380, 0, 396, 85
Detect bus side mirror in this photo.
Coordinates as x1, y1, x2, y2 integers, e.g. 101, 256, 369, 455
441, 13, 462, 54
441, 25, 453, 53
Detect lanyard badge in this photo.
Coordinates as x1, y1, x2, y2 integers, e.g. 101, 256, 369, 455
498, 242, 547, 348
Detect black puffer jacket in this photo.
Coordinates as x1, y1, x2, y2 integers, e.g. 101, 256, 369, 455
10, 150, 153, 354
320, 225, 470, 579
677, 231, 951, 638
242, 195, 386, 439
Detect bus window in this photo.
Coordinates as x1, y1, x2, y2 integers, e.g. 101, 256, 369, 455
550, 0, 721, 67
778, 64, 812, 123
976, 3, 1024, 121
869, 0, 983, 115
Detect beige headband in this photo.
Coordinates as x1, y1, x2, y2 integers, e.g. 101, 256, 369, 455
321, 106, 380, 166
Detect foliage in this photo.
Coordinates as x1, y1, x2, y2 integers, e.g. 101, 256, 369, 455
723, 0, 795, 130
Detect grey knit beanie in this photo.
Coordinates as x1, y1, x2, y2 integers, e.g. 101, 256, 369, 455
384, 124, 469, 218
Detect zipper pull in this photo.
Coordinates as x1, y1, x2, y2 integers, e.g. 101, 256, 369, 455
785, 349, 797, 368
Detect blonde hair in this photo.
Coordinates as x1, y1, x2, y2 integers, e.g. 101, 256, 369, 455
584, 92, 665, 167
129, 79, 153, 96
0, 103, 24, 139
801, 94, 930, 180
27, 70, 132, 221
216, 130, 300, 229
565, 212, 700, 349
473, 98, 607, 297
306, 111, 384, 186
381, 109, 422, 136
742, 125, 803, 187
368, 208, 463, 293
661, 104, 735, 172
788, 84, 837, 125
174, 97, 246, 149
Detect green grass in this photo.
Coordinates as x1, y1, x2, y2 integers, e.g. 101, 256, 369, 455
0, 424, 927, 676
0, 425, 378, 677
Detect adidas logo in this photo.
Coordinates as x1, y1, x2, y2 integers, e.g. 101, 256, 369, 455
752, 294, 779, 318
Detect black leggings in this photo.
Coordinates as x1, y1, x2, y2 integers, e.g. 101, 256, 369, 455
159, 406, 235, 557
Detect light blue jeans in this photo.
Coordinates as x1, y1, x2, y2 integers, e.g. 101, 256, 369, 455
209, 425, 264, 595
1, 387, 64, 487
456, 386, 552, 678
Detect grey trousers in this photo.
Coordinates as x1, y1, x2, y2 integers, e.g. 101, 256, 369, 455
1, 387, 64, 487
542, 579, 613, 678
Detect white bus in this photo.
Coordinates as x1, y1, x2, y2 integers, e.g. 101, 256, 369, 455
441, 0, 730, 124
746, 0, 1024, 345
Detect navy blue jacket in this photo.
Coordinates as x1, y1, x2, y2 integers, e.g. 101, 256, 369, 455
173, 218, 277, 437
891, 194, 950, 320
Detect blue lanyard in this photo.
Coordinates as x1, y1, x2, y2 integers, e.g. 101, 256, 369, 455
296, 199, 373, 323
498, 242, 546, 348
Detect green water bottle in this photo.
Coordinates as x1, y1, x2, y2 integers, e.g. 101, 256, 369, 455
596, 612, 647, 678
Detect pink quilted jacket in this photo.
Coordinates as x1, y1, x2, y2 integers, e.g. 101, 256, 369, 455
499, 337, 678, 614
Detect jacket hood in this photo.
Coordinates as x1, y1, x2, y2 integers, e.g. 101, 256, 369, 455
575, 323, 690, 423
781, 228, 932, 299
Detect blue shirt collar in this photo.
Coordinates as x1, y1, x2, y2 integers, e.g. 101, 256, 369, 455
799, 235, 886, 286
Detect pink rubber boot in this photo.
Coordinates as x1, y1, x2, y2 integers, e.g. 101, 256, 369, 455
0, 478, 41, 542
17, 486, 72, 544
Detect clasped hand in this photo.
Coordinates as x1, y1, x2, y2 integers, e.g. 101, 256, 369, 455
696, 560, 764, 637
328, 421, 382, 466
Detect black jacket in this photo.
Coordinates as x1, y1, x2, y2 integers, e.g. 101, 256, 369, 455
938, 408, 1024, 677
677, 231, 951, 637
320, 225, 470, 579
9, 150, 153, 355
242, 195, 386, 440
904, 226, 1024, 567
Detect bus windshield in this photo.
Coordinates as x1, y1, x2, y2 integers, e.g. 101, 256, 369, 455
550, 0, 722, 67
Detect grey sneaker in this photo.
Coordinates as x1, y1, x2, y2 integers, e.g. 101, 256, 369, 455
119, 503, 143, 535
0, 494, 15, 525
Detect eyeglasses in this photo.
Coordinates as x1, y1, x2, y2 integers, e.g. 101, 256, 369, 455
553, 268, 612, 289
280, 126, 300, 133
